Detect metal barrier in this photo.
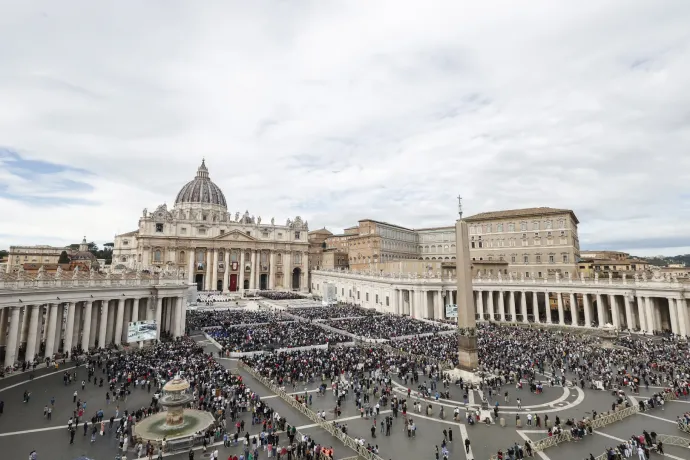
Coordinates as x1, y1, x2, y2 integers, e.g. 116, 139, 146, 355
658, 433, 690, 447
679, 419, 690, 434
238, 361, 386, 460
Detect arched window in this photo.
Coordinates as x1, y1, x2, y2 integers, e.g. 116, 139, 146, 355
277, 253, 282, 263
179, 251, 186, 263
121, 256, 127, 262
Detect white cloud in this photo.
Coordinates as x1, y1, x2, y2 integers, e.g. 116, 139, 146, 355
0, 0, 689, 256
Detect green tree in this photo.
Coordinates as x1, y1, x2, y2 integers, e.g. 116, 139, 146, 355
0, 249, 8, 260
58, 250, 70, 264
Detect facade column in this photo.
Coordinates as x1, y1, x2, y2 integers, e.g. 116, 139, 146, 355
13, 308, 25, 360
106, 301, 115, 344
211, 249, 219, 292
175, 297, 184, 337
187, 249, 195, 285
205, 250, 213, 291
508, 291, 516, 322
89, 303, 99, 348
497, 291, 506, 321
3, 307, 20, 367
544, 291, 552, 324
596, 294, 605, 327
644, 297, 655, 332
249, 251, 257, 290
113, 298, 125, 346
476, 291, 484, 320
284, 252, 292, 289
269, 251, 276, 290
409, 289, 415, 317
532, 291, 540, 323
583, 294, 592, 327
636, 296, 647, 332
570, 293, 579, 326
520, 291, 528, 323
653, 298, 663, 331
676, 298, 689, 338
239, 251, 246, 292
71, 303, 82, 350
609, 294, 620, 329
45, 304, 58, 357
63, 302, 76, 355
131, 298, 140, 323
301, 253, 308, 292
487, 291, 495, 320
53, 304, 64, 354
81, 301, 93, 351
180, 296, 187, 336
623, 295, 635, 331
668, 298, 679, 335
155, 297, 163, 340
122, 301, 132, 343
25, 305, 40, 362
98, 300, 110, 348
397, 289, 403, 315
223, 250, 231, 292
556, 292, 565, 325
0, 308, 7, 347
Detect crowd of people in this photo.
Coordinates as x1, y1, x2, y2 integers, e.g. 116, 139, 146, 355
195, 292, 233, 304
206, 323, 352, 353
186, 309, 288, 329
325, 315, 450, 338
258, 291, 306, 300
289, 305, 382, 321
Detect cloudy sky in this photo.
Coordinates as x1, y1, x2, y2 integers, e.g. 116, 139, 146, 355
1, 1, 689, 256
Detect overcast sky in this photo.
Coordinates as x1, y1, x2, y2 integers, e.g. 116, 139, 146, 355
1, 1, 689, 257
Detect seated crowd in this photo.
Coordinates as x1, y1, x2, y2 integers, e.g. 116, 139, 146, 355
258, 291, 306, 300
290, 304, 382, 321
325, 315, 449, 338
186, 309, 288, 329
207, 322, 351, 353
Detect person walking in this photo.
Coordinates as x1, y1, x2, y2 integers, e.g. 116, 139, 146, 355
465, 437, 471, 453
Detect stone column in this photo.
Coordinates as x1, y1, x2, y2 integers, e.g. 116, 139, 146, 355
212, 249, 219, 291
497, 291, 506, 321
0, 308, 7, 347
284, 252, 292, 289
45, 304, 59, 357
122, 300, 132, 343
155, 297, 163, 340
520, 291, 528, 323
644, 297, 655, 332
532, 291, 540, 323
636, 296, 647, 332
269, 251, 276, 290
223, 250, 230, 292
180, 296, 187, 336
239, 251, 246, 292
544, 291, 552, 324
98, 300, 110, 348
609, 294, 620, 329
25, 305, 41, 362
676, 298, 689, 338
106, 302, 115, 344
71, 303, 82, 350
13, 307, 25, 359
187, 249, 195, 285
668, 298, 679, 335
596, 294, 605, 327
653, 298, 663, 331
582, 294, 591, 327
175, 296, 184, 337
63, 302, 76, 355
81, 301, 93, 351
53, 304, 64, 354
249, 251, 257, 290
4, 307, 20, 367
623, 295, 634, 331
89, 302, 99, 348
487, 291, 495, 320
509, 291, 517, 322
397, 289, 403, 315
409, 289, 415, 317
113, 298, 125, 346
131, 298, 140, 323
476, 291, 484, 320
570, 293, 579, 326
205, 250, 213, 291
556, 292, 565, 325
301, 253, 308, 291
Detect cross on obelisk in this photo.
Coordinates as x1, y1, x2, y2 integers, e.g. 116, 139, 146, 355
455, 195, 478, 372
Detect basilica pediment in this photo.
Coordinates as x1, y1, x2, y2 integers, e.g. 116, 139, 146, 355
214, 230, 259, 242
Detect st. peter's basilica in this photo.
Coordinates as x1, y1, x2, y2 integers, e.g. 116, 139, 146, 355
112, 160, 309, 292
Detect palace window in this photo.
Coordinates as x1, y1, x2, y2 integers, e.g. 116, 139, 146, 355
138, 254, 142, 262
375, 294, 379, 303
386, 296, 389, 306
523, 255, 529, 264
154, 250, 162, 262
511, 255, 516, 262
220, 229, 225, 235
295, 231, 301, 240
179, 251, 186, 263
123, 240, 129, 245
487, 224, 492, 233
558, 219, 565, 229
246, 231, 250, 236
508, 223, 515, 231
520, 222, 527, 231
231, 252, 238, 262
533, 221, 539, 230
549, 255, 555, 263
155, 223, 164, 232
180, 228, 186, 234
198, 228, 206, 235
536, 255, 541, 263
470, 227, 476, 234
545, 220, 552, 229
196, 251, 204, 263
357, 291, 360, 300
562, 254, 569, 263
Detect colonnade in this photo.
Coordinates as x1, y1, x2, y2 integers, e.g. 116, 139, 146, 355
0, 295, 186, 367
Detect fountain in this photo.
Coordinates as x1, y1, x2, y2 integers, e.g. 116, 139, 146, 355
134, 376, 215, 447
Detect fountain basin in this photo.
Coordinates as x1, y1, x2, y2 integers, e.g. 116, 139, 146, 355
134, 409, 215, 444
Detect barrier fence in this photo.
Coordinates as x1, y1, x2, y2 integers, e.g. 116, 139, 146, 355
238, 361, 386, 460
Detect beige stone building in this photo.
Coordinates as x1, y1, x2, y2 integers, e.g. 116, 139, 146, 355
464, 207, 580, 279
307, 228, 332, 270
112, 160, 309, 292
5, 245, 64, 272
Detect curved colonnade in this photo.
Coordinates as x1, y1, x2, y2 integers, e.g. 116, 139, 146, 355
0, 272, 189, 367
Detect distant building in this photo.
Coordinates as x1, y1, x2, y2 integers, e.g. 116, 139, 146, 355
5, 237, 99, 273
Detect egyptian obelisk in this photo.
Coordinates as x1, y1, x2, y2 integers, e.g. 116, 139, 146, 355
455, 196, 478, 371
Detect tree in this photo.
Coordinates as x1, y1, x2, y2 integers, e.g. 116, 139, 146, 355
0, 249, 8, 260
58, 251, 70, 264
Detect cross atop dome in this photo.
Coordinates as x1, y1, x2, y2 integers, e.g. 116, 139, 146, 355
196, 158, 209, 179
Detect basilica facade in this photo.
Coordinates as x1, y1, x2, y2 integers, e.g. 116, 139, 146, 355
112, 160, 309, 292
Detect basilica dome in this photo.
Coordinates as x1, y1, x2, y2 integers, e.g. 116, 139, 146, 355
174, 160, 227, 209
